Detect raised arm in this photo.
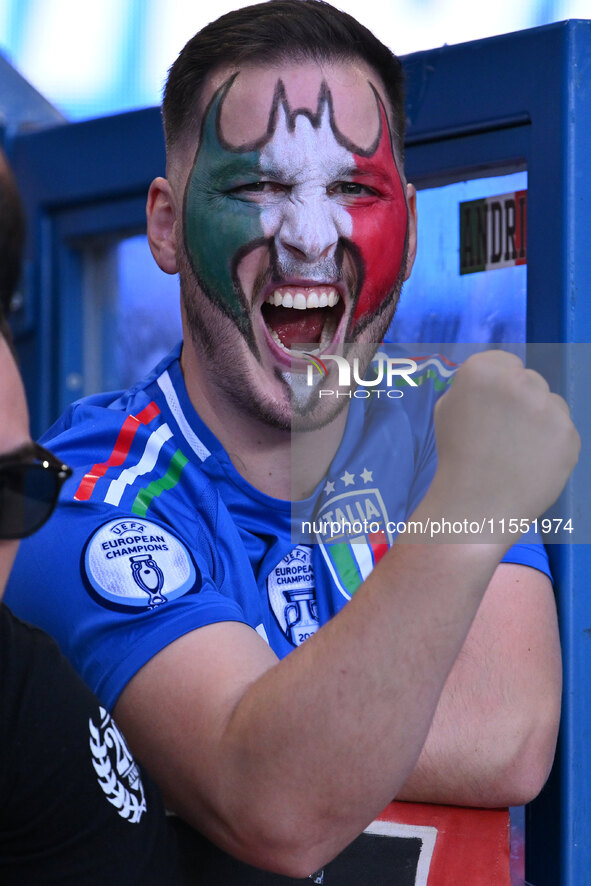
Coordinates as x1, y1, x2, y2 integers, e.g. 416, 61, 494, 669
114, 352, 578, 878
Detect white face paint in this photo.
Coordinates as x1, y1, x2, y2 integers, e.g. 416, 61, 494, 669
257, 102, 354, 263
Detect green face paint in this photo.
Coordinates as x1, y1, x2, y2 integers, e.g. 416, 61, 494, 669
183, 81, 265, 339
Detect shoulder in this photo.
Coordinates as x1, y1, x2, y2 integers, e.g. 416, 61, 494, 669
358, 349, 458, 424
350, 350, 458, 463
395, 351, 458, 412
41, 344, 185, 460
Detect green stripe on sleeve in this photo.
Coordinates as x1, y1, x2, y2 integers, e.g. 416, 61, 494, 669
132, 450, 189, 518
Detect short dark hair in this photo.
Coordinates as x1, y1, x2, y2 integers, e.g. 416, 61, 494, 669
0, 154, 26, 352
163, 0, 405, 157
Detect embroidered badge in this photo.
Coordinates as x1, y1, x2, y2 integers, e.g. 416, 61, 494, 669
83, 517, 197, 611
267, 545, 319, 647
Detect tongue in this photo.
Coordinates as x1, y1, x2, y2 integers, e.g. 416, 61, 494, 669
265, 306, 326, 350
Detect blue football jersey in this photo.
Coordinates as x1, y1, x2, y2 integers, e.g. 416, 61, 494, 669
5, 343, 550, 707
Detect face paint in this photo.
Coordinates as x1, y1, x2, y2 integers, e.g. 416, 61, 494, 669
347, 100, 408, 332
256, 84, 355, 266
183, 78, 265, 339
183, 72, 408, 349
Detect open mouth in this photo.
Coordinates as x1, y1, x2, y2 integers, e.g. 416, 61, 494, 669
261, 285, 345, 356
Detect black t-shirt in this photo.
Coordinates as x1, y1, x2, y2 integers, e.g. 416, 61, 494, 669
0, 605, 182, 885
0, 604, 436, 885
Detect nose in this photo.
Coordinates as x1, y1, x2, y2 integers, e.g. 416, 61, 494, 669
277, 195, 340, 263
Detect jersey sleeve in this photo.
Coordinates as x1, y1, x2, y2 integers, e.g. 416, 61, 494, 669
6, 391, 268, 710
5, 494, 254, 711
500, 533, 552, 578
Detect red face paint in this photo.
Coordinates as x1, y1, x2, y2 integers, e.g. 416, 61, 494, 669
348, 103, 408, 332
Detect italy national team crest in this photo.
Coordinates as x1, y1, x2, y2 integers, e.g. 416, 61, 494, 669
83, 518, 197, 611
89, 707, 147, 823
267, 545, 319, 647
314, 473, 394, 601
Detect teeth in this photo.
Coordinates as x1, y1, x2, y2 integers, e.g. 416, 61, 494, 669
264, 286, 341, 356
269, 327, 306, 355
269, 328, 286, 349
265, 287, 340, 310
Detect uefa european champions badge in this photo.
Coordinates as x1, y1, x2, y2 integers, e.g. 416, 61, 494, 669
267, 545, 319, 647
83, 518, 197, 611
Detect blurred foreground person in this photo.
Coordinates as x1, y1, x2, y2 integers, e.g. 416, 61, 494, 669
0, 151, 182, 885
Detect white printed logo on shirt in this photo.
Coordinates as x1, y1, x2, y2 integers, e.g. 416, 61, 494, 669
89, 707, 147, 823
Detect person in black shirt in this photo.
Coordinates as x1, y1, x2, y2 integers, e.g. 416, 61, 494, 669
0, 149, 183, 885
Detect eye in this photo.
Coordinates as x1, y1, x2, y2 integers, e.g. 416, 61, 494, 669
328, 181, 378, 198
230, 181, 288, 195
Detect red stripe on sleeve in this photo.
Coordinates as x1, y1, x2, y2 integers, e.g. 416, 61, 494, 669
74, 402, 160, 502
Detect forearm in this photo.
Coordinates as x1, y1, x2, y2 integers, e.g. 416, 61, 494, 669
122, 541, 505, 875
115, 353, 578, 876
396, 565, 562, 807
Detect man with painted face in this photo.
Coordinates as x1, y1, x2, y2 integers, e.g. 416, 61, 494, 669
5, 2, 580, 883
176, 27, 410, 431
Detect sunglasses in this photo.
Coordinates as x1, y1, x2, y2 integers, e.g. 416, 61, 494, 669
0, 443, 73, 540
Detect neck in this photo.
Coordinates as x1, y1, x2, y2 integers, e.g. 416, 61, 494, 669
180, 341, 348, 500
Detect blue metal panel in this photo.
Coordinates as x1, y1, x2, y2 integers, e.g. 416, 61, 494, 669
560, 29, 591, 886
7, 107, 165, 433
402, 22, 591, 886
52, 196, 149, 416
9, 106, 164, 208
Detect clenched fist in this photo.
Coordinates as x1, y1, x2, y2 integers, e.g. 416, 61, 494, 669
416, 350, 580, 546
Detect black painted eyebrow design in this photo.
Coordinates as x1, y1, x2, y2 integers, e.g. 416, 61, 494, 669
216, 74, 383, 158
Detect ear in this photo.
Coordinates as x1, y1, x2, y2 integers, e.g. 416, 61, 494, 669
403, 183, 418, 281
146, 177, 179, 275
